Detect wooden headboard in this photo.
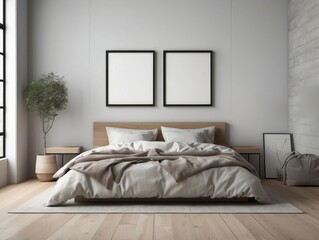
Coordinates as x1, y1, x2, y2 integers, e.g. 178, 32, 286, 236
93, 122, 226, 147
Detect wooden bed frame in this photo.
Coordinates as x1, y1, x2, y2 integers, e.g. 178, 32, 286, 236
74, 196, 251, 203
93, 122, 227, 147
75, 122, 253, 203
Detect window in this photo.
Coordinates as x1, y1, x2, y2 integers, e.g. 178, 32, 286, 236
0, 0, 5, 157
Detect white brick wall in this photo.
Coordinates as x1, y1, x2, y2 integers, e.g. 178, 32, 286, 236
289, 0, 319, 155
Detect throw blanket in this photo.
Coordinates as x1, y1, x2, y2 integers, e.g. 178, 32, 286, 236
56, 148, 257, 190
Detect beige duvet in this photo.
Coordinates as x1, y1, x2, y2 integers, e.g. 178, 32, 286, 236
47, 141, 270, 206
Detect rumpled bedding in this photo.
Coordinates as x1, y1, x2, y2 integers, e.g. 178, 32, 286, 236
47, 141, 270, 206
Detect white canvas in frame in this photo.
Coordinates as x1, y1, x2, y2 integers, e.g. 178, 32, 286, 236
106, 51, 154, 106
264, 133, 293, 178
164, 51, 212, 106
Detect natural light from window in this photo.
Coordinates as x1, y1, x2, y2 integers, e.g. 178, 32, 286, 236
0, 0, 5, 157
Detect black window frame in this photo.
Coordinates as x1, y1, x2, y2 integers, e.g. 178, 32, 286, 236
0, 0, 5, 158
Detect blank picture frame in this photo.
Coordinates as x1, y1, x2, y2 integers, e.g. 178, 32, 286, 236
163, 50, 213, 106
106, 50, 155, 106
263, 133, 294, 179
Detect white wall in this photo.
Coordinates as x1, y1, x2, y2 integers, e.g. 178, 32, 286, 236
288, 0, 319, 155
17, 0, 29, 182
28, 0, 288, 177
6, 0, 28, 183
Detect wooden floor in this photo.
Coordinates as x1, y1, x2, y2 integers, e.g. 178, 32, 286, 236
0, 180, 319, 240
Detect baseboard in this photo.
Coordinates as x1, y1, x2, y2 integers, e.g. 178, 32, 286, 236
0, 158, 8, 187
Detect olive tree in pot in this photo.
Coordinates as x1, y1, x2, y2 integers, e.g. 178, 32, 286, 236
24, 72, 68, 181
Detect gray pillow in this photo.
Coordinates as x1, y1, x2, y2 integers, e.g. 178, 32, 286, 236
106, 127, 158, 145
161, 126, 216, 144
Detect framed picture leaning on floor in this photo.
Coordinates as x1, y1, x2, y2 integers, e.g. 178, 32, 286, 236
263, 133, 294, 179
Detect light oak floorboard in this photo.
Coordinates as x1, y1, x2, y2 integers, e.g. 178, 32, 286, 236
132, 214, 154, 240
154, 214, 174, 240
7, 214, 73, 240
48, 214, 105, 240
171, 214, 198, 240
233, 214, 276, 240
203, 214, 237, 240
284, 214, 319, 237
189, 214, 218, 240
0, 181, 53, 214
112, 214, 140, 240
221, 214, 256, 240
253, 214, 318, 240
1, 180, 319, 240
0, 214, 43, 239
263, 181, 319, 217
92, 214, 123, 240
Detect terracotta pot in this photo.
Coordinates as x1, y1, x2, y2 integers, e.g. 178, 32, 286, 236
35, 155, 57, 182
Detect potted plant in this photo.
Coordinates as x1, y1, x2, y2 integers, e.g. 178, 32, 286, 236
24, 72, 68, 181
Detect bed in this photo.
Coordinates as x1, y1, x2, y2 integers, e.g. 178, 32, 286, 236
46, 122, 269, 206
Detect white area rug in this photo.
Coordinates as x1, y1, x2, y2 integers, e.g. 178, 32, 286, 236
9, 187, 302, 214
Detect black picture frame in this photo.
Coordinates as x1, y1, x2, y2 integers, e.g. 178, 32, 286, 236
106, 50, 156, 107
163, 50, 214, 107
263, 133, 294, 179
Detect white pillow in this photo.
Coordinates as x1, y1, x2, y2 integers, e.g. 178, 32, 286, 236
161, 126, 216, 144
106, 127, 158, 144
